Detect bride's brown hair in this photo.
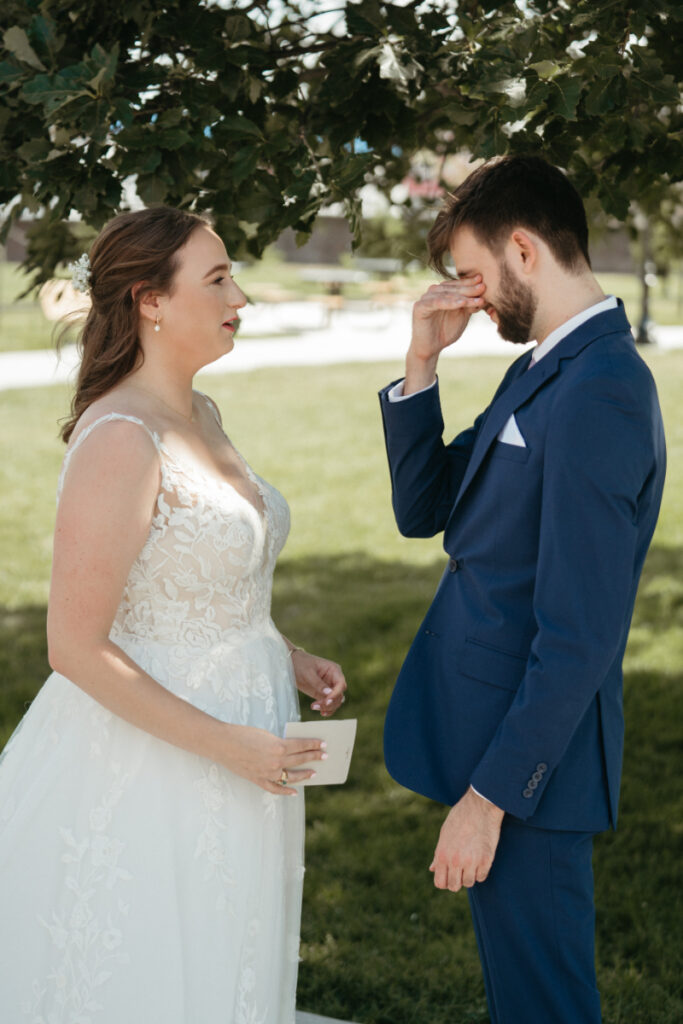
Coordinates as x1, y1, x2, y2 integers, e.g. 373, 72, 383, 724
60, 206, 209, 443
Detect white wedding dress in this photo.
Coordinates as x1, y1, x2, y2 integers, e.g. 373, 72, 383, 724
0, 405, 304, 1024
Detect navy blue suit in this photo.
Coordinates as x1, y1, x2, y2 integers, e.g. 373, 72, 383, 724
379, 303, 665, 1022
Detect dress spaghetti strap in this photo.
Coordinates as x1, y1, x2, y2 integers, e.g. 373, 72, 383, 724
57, 413, 162, 501
196, 390, 223, 428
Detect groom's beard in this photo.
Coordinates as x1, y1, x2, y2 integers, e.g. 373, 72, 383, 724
494, 262, 537, 346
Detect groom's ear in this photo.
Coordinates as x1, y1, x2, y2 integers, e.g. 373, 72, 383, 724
507, 229, 539, 276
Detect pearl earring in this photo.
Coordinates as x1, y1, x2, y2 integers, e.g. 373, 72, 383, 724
154, 315, 161, 333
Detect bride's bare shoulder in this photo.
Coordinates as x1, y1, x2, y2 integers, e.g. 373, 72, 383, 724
68, 387, 154, 444
59, 402, 161, 509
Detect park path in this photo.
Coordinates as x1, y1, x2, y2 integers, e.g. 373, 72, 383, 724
296, 1012, 357, 1024
2, 300, 681, 391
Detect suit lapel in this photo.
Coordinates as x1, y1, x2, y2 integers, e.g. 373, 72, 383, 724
451, 354, 554, 510
449, 304, 632, 514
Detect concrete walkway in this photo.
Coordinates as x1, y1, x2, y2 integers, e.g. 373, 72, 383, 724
296, 1012, 357, 1024
2, 300, 681, 391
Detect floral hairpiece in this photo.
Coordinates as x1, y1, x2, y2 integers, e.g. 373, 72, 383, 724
68, 252, 91, 293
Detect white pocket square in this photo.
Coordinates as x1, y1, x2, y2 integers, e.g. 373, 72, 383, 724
497, 415, 527, 447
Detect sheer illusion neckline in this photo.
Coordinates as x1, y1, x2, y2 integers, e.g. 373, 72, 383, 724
158, 438, 268, 523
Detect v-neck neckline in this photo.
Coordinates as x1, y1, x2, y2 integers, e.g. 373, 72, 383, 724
157, 440, 268, 523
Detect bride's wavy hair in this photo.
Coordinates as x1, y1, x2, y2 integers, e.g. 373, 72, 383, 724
59, 205, 210, 443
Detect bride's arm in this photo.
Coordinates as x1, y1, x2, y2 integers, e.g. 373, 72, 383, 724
47, 419, 324, 794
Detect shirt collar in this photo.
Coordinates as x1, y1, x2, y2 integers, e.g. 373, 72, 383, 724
530, 295, 618, 365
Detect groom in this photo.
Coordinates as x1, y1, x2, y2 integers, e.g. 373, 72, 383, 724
379, 156, 666, 1023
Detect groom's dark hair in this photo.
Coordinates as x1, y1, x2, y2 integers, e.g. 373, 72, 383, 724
428, 155, 591, 277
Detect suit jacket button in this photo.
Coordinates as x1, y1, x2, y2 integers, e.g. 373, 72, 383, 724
523, 787, 533, 798
448, 559, 459, 573
528, 778, 538, 790
531, 770, 543, 783
536, 762, 548, 773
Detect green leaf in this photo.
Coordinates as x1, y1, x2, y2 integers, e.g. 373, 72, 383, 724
30, 14, 65, 58
51, 127, 72, 147
477, 77, 526, 103
159, 107, 185, 127
231, 146, 259, 186
17, 138, 51, 162
158, 128, 193, 150
238, 219, 260, 239
584, 75, 623, 116
247, 76, 262, 104
137, 149, 162, 173
137, 174, 168, 205
354, 46, 380, 71
386, 3, 419, 35
335, 153, 373, 192
345, 0, 385, 34
21, 70, 91, 114
111, 97, 134, 129
218, 114, 262, 138
224, 14, 253, 43
87, 43, 119, 93
0, 60, 23, 87
3, 27, 45, 72
446, 107, 479, 127
478, 121, 510, 159
529, 60, 561, 80
551, 76, 582, 120
597, 178, 630, 220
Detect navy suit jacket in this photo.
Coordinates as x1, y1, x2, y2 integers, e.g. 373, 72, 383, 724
379, 303, 666, 831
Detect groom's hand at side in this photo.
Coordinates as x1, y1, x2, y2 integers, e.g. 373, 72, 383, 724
430, 786, 505, 891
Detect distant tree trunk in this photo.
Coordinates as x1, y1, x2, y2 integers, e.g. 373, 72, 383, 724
636, 223, 655, 345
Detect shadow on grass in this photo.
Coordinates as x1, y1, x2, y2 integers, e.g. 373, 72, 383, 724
0, 604, 49, 748
1, 549, 681, 1022
627, 542, 683, 629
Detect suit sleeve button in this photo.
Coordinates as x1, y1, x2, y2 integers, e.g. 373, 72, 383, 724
523, 787, 533, 798
531, 770, 543, 783
536, 763, 547, 773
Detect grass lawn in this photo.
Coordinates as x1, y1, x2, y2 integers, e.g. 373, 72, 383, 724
1, 252, 682, 353
1, 352, 682, 1022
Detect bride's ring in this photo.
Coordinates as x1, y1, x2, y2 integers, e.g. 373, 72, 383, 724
279, 769, 289, 785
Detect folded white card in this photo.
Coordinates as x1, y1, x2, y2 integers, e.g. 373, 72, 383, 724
284, 719, 357, 786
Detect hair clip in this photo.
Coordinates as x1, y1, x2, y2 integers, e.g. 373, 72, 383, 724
68, 252, 91, 293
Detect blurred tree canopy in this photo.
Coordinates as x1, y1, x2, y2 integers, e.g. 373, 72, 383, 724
1, 0, 681, 288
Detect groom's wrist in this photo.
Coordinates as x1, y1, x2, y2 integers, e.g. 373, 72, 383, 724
469, 785, 504, 820
404, 348, 438, 395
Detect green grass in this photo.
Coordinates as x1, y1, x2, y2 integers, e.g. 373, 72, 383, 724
1, 252, 681, 353
1, 354, 682, 1022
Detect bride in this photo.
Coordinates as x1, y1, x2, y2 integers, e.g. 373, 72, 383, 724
0, 206, 347, 1023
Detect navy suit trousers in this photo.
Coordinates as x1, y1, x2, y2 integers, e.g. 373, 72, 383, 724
468, 818, 602, 1024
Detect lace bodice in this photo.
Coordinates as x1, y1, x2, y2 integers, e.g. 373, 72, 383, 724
57, 408, 291, 651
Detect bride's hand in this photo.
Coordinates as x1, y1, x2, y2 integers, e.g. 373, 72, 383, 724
290, 650, 347, 717
219, 724, 327, 795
